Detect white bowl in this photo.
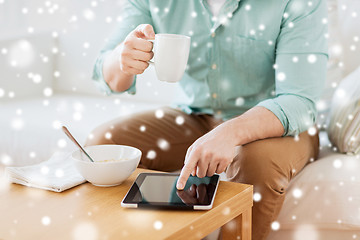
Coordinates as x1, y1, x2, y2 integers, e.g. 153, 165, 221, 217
72, 145, 142, 187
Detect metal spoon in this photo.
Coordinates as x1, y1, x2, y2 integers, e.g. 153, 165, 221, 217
62, 126, 95, 162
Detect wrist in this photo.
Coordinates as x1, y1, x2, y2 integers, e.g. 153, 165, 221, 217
221, 119, 248, 146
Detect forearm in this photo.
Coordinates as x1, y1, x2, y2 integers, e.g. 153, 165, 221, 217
226, 106, 284, 146
102, 45, 135, 92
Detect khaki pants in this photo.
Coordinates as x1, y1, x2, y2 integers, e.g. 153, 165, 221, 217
86, 107, 319, 240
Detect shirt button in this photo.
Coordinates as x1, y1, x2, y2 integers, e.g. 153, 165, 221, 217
211, 32, 216, 38
211, 63, 217, 70
212, 93, 217, 99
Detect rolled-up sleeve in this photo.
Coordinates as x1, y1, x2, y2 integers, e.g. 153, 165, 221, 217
257, 0, 328, 136
92, 0, 153, 95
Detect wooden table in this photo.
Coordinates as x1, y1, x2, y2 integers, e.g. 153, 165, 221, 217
0, 168, 253, 240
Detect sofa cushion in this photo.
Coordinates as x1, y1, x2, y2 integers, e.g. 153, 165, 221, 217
327, 66, 360, 154
274, 152, 360, 230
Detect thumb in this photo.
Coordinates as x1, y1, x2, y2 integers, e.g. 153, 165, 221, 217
133, 24, 155, 40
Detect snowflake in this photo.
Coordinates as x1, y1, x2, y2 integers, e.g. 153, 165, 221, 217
335, 88, 346, 98
307, 126, 317, 136
55, 169, 64, 178
57, 139, 67, 148
157, 139, 170, 151
11, 118, 24, 130
41, 216, 51, 226
333, 159, 342, 169
191, 12, 197, 18
245, 4, 251, 11
83, 9, 95, 21
54, 71, 60, 78
292, 188, 303, 198
146, 150, 156, 159
253, 192, 261, 202
105, 132, 112, 139
307, 54, 317, 63
37, 8, 44, 14
139, 125, 146, 132
276, 72, 286, 81
288, 22, 294, 28
91, 1, 97, 7
8, 91, 15, 98
235, 97, 245, 106
52, 31, 59, 38
32, 74, 42, 84
222, 207, 231, 215
294, 135, 300, 141
105, 17, 112, 23
271, 221, 280, 231
155, 109, 164, 118
258, 24, 265, 31
43, 87, 53, 97
69, 15, 78, 23
175, 116, 185, 125
153, 221, 163, 230
1, 154, 12, 165
29, 152, 36, 158
73, 112, 82, 121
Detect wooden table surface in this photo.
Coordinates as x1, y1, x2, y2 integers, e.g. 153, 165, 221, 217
0, 168, 253, 240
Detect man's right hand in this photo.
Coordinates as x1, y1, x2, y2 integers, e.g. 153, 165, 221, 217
117, 24, 155, 75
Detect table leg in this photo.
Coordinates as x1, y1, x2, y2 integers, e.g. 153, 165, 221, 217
221, 208, 252, 240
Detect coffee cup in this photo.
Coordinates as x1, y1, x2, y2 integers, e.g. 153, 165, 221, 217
149, 34, 191, 83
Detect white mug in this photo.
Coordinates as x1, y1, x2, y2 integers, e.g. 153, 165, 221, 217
149, 34, 191, 83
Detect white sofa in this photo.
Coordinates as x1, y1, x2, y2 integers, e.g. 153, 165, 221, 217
1, 0, 360, 239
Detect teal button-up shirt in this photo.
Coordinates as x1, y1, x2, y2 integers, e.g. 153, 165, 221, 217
93, 0, 328, 136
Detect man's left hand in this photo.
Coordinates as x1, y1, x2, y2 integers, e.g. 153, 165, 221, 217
176, 121, 238, 190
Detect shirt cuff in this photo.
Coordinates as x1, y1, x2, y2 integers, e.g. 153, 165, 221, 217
257, 95, 317, 137
92, 51, 137, 96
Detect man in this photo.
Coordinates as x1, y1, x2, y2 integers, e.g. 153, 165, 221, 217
88, 0, 328, 239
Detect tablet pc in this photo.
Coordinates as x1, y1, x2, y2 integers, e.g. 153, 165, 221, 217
121, 172, 220, 210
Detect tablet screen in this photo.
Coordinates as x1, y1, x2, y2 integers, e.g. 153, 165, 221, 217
122, 173, 219, 209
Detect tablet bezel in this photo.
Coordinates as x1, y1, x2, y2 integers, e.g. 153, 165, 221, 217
121, 172, 220, 210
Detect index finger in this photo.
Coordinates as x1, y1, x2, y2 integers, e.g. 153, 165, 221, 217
177, 151, 199, 190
